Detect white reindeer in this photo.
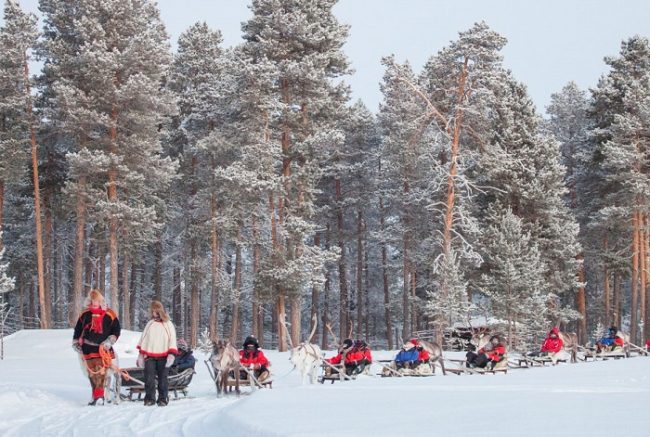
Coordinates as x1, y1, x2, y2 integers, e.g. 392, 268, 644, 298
281, 315, 322, 384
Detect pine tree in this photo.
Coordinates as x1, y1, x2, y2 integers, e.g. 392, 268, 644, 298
241, 0, 350, 349
477, 207, 547, 350
590, 35, 650, 343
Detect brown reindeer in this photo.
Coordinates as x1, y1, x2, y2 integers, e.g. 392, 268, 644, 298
210, 339, 240, 396
557, 331, 578, 363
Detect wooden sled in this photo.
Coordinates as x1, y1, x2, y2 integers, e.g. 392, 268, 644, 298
445, 357, 508, 375
318, 360, 356, 384
119, 367, 195, 401
377, 360, 435, 377
581, 347, 627, 361
204, 360, 273, 393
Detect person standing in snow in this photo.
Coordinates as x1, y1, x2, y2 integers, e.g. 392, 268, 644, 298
72, 289, 121, 406
136, 300, 177, 406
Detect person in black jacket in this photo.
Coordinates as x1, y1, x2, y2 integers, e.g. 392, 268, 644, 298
72, 289, 121, 405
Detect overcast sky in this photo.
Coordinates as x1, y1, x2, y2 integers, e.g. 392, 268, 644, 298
6, 0, 650, 114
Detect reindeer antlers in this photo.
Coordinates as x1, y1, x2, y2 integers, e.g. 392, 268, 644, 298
278, 318, 295, 350
325, 322, 339, 347
307, 314, 318, 344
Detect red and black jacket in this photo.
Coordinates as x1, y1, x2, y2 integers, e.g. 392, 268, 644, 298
240, 349, 270, 370
73, 308, 121, 360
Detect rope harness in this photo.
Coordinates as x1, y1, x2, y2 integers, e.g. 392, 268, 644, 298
84, 346, 132, 382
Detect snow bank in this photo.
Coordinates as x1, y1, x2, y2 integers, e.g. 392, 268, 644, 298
0, 329, 648, 436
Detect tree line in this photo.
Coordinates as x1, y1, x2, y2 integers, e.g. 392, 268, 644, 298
1, 0, 649, 351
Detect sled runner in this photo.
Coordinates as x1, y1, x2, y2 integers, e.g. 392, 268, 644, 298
318, 360, 357, 384
118, 367, 195, 401
378, 359, 436, 377
445, 357, 508, 375
581, 347, 627, 361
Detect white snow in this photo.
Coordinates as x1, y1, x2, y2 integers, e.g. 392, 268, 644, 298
0, 329, 649, 436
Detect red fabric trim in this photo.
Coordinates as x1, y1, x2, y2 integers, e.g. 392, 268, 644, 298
92, 387, 104, 399
139, 348, 177, 358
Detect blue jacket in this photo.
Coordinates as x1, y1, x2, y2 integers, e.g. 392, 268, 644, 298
173, 350, 196, 371
395, 348, 419, 363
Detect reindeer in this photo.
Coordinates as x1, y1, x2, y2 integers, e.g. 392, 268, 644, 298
209, 339, 241, 396
557, 331, 578, 363
281, 315, 322, 384
418, 340, 446, 375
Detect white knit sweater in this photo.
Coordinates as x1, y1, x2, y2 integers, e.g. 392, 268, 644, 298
137, 319, 178, 357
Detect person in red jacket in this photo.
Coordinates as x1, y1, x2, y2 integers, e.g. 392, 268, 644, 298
325, 338, 353, 366
413, 338, 430, 364
347, 340, 372, 375
540, 327, 564, 355
645, 339, 650, 353
466, 335, 506, 369
239, 336, 271, 382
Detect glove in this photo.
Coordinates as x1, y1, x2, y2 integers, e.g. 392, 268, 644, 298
72, 341, 82, 353
136, 353, 145, 368
166, 354, 176, 368
251, 363, 261, 370
101, 340, 112, 351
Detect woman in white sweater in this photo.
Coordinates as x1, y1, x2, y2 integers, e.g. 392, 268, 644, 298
137, 300, 178, 406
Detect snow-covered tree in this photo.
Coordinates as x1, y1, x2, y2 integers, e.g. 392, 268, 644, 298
477, 208, 547, 350
0, 232, 16, 359
241, 0, 351, 349
589, 35, 650, 343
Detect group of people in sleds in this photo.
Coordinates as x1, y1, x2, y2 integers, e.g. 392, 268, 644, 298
325, 338, 373, 376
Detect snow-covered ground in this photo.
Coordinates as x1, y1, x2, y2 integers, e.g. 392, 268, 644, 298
0, 329, 648, 436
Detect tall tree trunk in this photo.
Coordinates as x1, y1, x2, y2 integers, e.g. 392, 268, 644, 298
402, 181, 410, 343
153, 236, 162, 302
190, 240, 199, 347
639, 212, 647, 343
364, 246, 370, 340
576, 254, 587, 344
0, 179, 4, 251
269, 192, 286, 351
645, 221, 650, 341
121, 250, 130, 329
603, 236, 610, 326
437, 58, 469, 342
231, 225, 243, 342
321, 225, 331, 350
252, 216, 260, 340
335, 178, 349, 341
613, 271, 621, 328
71, 176, 86, 326
356, 210, 364, 337
209, 193, 220, 340
98, 241, 106, 294
128, 261, 137, 328
26, 61, 49, 329
311, 233, 321, 343
172, 266, 182, 333
380, 196, 393, 350
44, 189, 53, 324
631, 210, 640, 344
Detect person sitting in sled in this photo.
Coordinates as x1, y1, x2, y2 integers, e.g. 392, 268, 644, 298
170, 338, 196, 374
325, 338, 354, 375
346, 339, 373, 375
239, 335, 271, 382
526, 326, 564, 358
596, 326, 624, 353
72, 289, 121, 406
394, 339, 421, 370
466, 335, 506, 369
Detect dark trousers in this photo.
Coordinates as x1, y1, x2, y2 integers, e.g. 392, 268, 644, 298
466, 351, 490, 368
144, 357, 169, 402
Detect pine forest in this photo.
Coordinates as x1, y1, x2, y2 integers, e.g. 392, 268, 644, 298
2, 0, 650, 352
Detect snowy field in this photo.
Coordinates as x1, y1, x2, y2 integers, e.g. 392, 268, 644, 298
0, 329, 649, 437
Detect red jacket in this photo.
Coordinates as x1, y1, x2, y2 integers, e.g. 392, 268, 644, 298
614, 336, 624, 347
239, 349, 269, 369
345, 348, 364, 363
541, 328, 564, 353
645, 339, 650, 349
358, 347, 372, 362
480, 344, 506, 362
418, 348, 430, 362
